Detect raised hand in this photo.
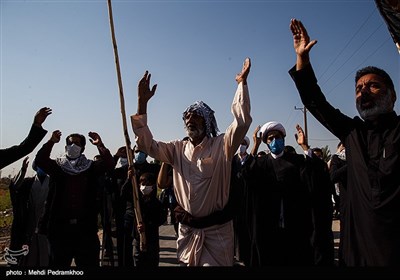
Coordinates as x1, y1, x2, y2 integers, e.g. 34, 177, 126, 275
137, 71, 157, 115
290, 19, 317, 69
21, 156, 29, 171
33, 107, 52, 127
251, 125, 262, 156
88, 131, 103, 147
236, 57, 251, 85
253, 125, 262, 147
295, 124, 309, 151
50, 130, 62, 143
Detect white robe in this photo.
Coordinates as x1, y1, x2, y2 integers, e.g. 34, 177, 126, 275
131, 82, 251, 266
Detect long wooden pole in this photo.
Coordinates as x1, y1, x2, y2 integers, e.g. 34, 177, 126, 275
107, 0, 146, 251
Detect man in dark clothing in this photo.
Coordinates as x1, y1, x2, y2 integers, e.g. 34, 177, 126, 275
0, 107, 51, 170
329, 142, 347, 266
243, 121, 319, 266
8, 156, 50, 266
329, 142, 347, 219
110, 146, 131, 267
307, 147, 335, 266
130, 172, 166, 267
289, 18, 399, 266
230, 136, 254, 266
35, 130, 114, 267
117, 146, 160, 266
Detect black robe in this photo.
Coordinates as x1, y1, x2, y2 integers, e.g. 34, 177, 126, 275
290, 63, 400, 266
230, 153, 257, 266
243, 152, 315, 266
330, 154, 348, 266
9, 177, 35, 251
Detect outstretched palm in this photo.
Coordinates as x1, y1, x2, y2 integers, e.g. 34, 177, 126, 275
236, 57, 251, 84
290, 18, 317, 57
138, 71, 157, 104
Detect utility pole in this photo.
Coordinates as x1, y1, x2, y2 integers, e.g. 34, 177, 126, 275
294, 106, 308, 139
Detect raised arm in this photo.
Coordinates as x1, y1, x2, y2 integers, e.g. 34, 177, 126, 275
0, 107, 51, 169
289, 18, 317, 71
295, 124, 310, 152
33, 107, 52, 128
88, 131, 104, 147
226, 57, 253, 160
137, 71, 158, 115
89, 131, 115, 172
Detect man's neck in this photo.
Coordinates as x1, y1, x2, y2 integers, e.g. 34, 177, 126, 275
190, 136, 206, 147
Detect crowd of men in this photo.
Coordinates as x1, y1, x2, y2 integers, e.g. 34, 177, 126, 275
1, 16, 399, 268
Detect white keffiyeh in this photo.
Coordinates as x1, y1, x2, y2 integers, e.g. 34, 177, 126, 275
56, 154, 92, 175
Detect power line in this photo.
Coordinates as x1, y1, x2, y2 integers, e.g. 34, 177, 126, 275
326, 37, 390, 96
318, 8, 377, 82
321, 22, 384, 91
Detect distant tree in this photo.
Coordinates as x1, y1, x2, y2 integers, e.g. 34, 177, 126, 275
0, 177, 11, 190
321, 145, 331, 163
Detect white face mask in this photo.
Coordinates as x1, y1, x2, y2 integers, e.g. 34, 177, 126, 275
66, 144, 82, 159
239, 144, 247, 154
140, 185, 154, 196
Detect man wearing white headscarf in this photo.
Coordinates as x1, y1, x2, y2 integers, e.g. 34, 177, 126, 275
243, 122, 334, 266
131, 58, 252, 266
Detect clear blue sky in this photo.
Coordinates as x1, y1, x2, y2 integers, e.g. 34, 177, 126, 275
1, 0, 399, 177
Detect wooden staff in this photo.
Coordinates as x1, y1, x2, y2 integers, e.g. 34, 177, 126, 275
107, 0, 146, 251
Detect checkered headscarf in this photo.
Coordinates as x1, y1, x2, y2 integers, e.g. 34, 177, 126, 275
183, 101, 219, 138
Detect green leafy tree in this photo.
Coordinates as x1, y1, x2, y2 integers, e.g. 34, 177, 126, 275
321, 145, 332, 163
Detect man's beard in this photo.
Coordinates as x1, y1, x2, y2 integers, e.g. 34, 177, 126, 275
186, 126, 205, 140
356, 89, 393, 121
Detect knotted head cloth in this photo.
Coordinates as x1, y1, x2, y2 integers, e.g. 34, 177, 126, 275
259, 121, 286, 142
182, 101, 219, 138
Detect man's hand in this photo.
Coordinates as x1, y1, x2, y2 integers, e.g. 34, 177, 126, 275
253, 125, 262, 147
50, 130, 62, 143
251, 125, 262, 156
33, 107, 52, 127
295, 124, 309, 151
137, 71, 157, 115
89, 131, 103, 147
236, 57, 251, 85
21, 156, 29, 171
289, 19, 317, 70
